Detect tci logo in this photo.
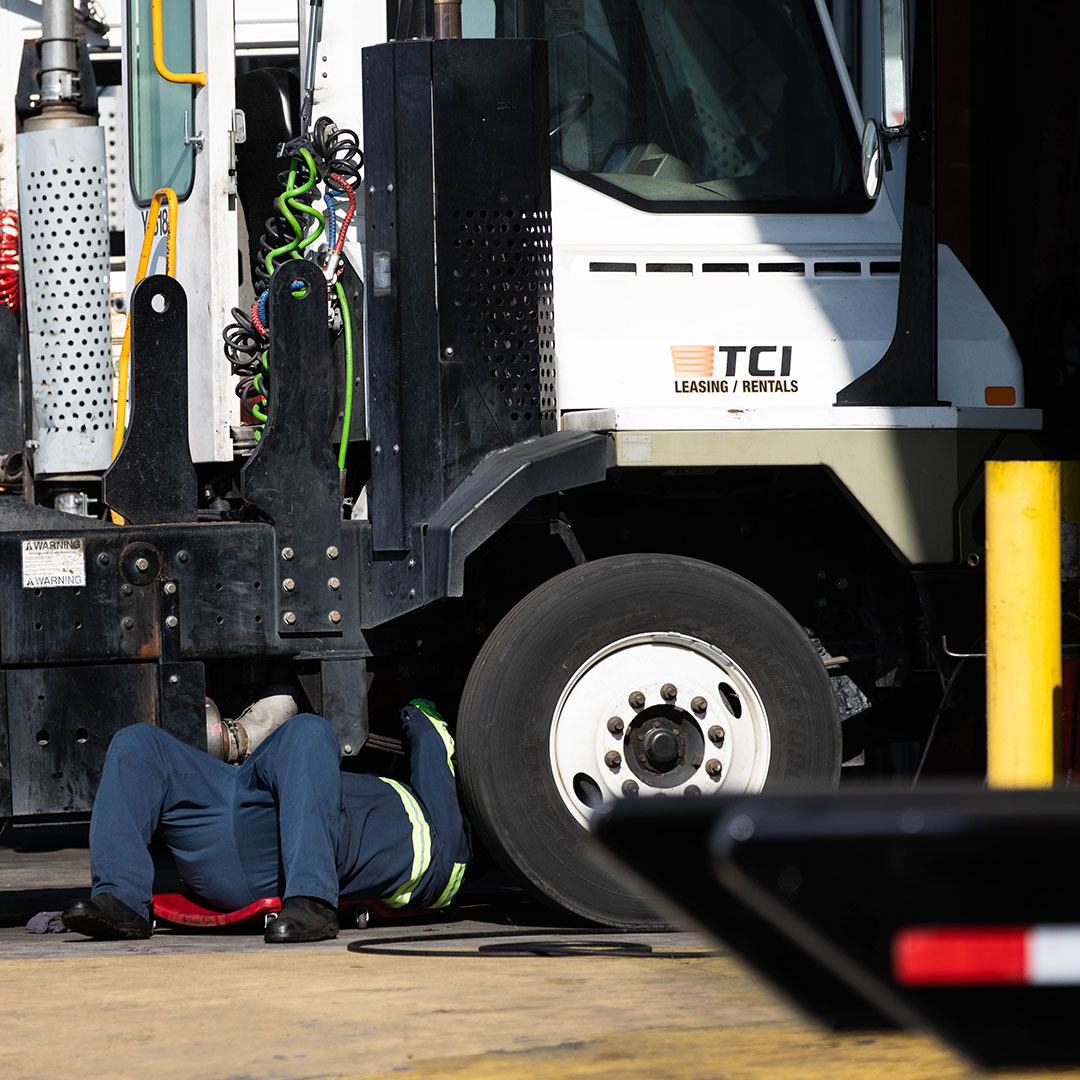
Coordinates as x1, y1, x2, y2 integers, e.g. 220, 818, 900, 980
669, 345, 798, 394
670, 345, 793, 378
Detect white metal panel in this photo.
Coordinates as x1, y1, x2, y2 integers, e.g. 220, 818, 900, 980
297, 0, 379, 247
937, 245, 1026, 408
549, 170, 894, 426
97, 87, 126, 233
0, 8, 33, 210
549, 171, 1030, 432
121, 0, 239, 463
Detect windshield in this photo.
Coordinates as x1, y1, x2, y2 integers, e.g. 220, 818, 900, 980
488, 0, 868, 212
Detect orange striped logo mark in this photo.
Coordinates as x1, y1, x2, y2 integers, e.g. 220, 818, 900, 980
670, 346, 715, 377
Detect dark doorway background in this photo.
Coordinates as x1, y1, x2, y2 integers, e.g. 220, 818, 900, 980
939, 2, 1080, 456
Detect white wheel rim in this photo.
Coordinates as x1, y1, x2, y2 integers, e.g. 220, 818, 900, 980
549, 632, 772, 827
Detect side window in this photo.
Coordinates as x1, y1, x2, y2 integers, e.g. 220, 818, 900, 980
127, 0, 196, 203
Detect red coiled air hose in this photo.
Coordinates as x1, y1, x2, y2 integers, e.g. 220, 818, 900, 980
0, 209, 19, 313
329, 173, 356, 258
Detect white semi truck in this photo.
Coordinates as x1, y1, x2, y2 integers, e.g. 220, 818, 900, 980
0, 0, 1037, 925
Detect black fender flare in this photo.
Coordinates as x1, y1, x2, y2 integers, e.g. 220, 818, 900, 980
424, 429, 610, 599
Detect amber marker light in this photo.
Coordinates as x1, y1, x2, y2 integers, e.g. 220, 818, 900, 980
985, 386, 1016, 406
670, 346, 715, 377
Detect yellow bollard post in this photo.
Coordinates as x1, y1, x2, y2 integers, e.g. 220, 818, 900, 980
986, 460, 1061, 787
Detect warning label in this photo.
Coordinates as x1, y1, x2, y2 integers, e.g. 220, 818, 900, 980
22, 538, 87, 588
552, 0, 585, 27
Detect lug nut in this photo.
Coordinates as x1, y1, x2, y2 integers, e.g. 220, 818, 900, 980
328, 576, 341, 590
177, 551, 189, 563
121, 584, 132, 596
283, 611, 297, 625
622, 779, 639, 797
691, 696, 707, 714
163, 582, 177, 595
628, 690, 646, 709
706, 759, 723, 779
661, 683, 677, 701
134, 557, 149, 572
165, 615, 178, 629
607, 716, 624, 736
328, 610, 342, 624
604, 750, 622, 769
326, 546, 339, 559
708, 725, 726, 746
281, 547, 294, 561
121, 617, 134, 630
685, 785, 701, 796
282, 578, 295, 592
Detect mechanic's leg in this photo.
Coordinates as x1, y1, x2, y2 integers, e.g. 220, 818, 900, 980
90, 723, 234, 920
238, 713, 344, 905
401, 701, 471, 871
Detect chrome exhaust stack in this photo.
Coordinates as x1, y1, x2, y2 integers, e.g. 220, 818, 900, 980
433, 0, 462, 40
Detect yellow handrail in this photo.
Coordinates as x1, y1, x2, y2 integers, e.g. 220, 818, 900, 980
109, 188, 178, 523
152, 0, 207, 87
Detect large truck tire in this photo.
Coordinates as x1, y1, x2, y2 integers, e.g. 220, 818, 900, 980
457, 553, 841, 927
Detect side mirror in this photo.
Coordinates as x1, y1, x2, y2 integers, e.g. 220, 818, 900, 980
860, 118, 883, 200
881, 0, 908, 133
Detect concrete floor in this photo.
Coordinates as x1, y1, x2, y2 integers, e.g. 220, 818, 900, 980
0, 840, 1070, 1079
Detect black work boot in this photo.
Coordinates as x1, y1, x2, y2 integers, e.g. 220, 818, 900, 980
62, 894, 152, 940
264, 896, 339, 944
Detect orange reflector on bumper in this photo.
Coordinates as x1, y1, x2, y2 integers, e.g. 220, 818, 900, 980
985, 386, 1016, 406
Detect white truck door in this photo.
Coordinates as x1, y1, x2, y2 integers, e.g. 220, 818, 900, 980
121, 0, 239, 464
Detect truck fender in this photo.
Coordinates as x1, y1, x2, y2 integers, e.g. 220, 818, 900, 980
424, 429, 610, 599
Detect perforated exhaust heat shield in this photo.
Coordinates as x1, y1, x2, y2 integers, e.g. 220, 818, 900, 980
17, 125, 114, 475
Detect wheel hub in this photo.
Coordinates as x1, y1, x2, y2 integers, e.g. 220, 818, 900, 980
549, 632, 772, 826
624, 705, 705, 788
644, 727, 678, 768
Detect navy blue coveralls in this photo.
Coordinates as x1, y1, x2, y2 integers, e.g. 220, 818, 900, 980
88, 702, 470, 920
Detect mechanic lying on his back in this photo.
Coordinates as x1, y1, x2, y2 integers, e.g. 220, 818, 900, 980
62, 698, 470, 942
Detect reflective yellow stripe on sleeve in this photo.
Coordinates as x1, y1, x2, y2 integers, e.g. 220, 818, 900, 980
432, 862, 467, 909
409, 698, 456, 777
379, 777, 432, 908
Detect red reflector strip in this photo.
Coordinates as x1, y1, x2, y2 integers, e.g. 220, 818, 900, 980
895, 926, 1080, 985
893, 927, 1027, 986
